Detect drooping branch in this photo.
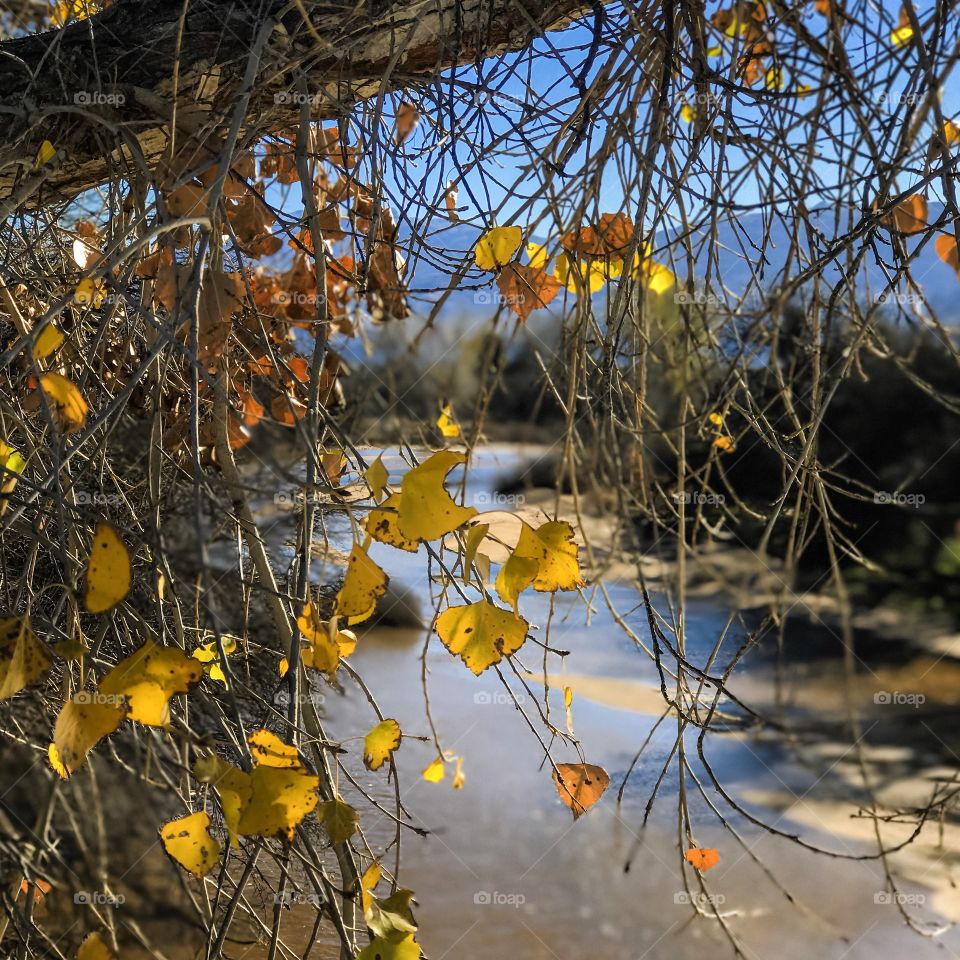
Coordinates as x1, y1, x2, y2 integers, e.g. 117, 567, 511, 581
0, 0, 598, 205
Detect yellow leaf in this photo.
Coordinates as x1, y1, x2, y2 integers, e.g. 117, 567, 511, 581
334, 545, 388, 624
495, 520, 584, 607
462, 522, 489, 584
495, 553, 539, 609
0, 441, 25, 479
436, 404, 460, 438
34, 140, 56, 168
364, 454, 389, 501
366, 493, 419, 553
452, 756, 465, 790
248, 729, 302, 768
396, 451, 477, 542
366, 888, 418, 942
357, 935, 421, 960
76, 932, 116, 960
74, 277, 106, 307
320, 797, 358, 843
160, 811, 221, 879
563, 685, 574, 735
553, 252, 605, 293
706, 44, 722, 57
552, 762, 610, 819
645, 262, 675, 294
708, 411, 724, 426
435, 600, 528, 675
475, 226, 522, 271
421, 757, 445, 783
363, 719, 402, 771
297, 603, 358, 674
242, 764, 319, 841
890, 24, 913, 47
526, 242, 550, 269
38, 372, 88, 433
680, 103, 696, 124
0, 616, 51, 700
99, 641, 203, 727
33, 324, 64, 359
193, 739, 319, 843
361, 862, 382, 916
191, 634, 237, 686
530, 521, 584, 591
765, 66, 784, 90
83, 522, 130, 614
51, 693, 126, 777
0, 440, 25, 517
713, 435, 736, 453
48, 742, 68, 779
192, 756, 248, 842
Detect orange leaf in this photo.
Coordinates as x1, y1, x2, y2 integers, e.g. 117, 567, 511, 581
164, 181, 210, 220
562, 213, 635, 258
271, 393, 307, 425
884, 194, 927, 235
394, 102, 420, 145
552, 763, 610, 819
237, 390, 265, 426
495, 263, 561, 321
935, 233, 960, 274
445, 181, 459, 222
685, 847, 720, 871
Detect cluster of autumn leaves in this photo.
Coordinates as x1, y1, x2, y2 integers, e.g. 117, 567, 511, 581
25, 140, 684, 458
675, 1, 929, 118
0, 446, 636, 959
472, 214, 675, 322
878, 180, 960, 284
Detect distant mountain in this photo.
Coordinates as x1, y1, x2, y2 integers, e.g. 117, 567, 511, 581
396, 209, 960, 325
286, 207, 960, 366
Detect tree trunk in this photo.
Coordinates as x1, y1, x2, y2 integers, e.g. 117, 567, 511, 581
0, 0, 594, 206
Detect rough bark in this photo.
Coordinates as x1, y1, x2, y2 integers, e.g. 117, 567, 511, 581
0, 0, 593, 206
